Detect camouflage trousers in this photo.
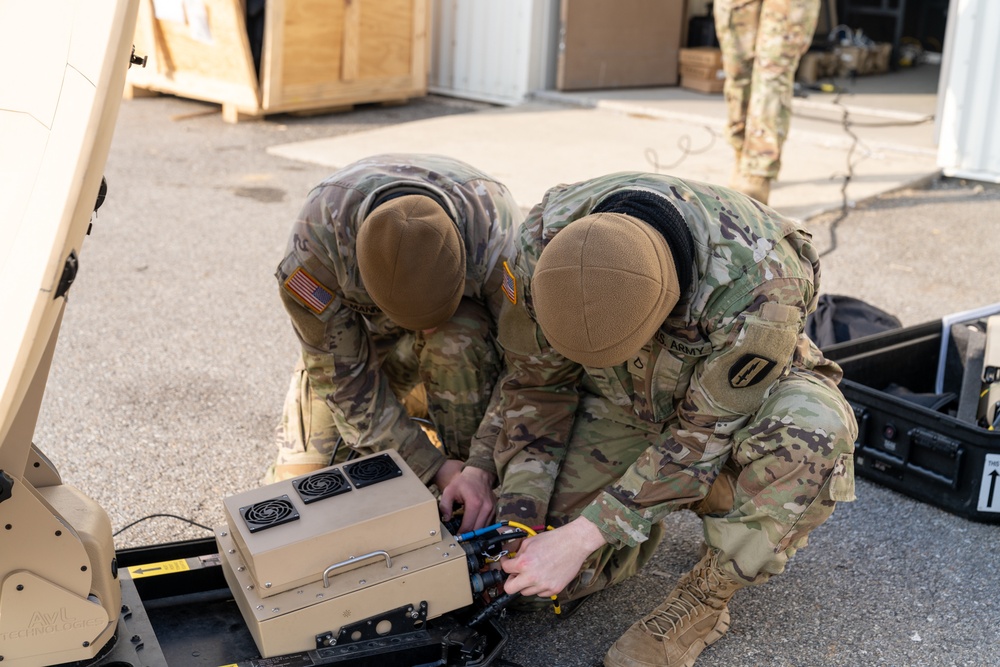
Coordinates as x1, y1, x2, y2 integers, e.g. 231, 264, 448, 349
537, 366, 857, 603
715, 0, 821, 178
265, 298, 503, 483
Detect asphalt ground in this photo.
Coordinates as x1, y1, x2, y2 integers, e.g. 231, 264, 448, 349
32, 93, 1000, 667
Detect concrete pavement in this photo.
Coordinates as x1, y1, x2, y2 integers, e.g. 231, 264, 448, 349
268, 65, 941, 222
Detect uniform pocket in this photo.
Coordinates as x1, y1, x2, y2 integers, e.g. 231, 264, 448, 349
828, 452, 857, 502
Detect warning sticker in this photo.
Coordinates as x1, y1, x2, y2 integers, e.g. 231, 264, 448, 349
126, 559, 192, 579
977, 453, 1000, 513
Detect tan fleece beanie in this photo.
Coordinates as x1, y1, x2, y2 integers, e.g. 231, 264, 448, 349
533, 212, 680, 367
357, 194, 466, 330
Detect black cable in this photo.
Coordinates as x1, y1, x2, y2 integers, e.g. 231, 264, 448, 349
113, 513, 215, 537
645, 125, 719, 173
815, 91, 859, 258
796, 88, 934, 258
479, 530, 528, 550
639, 83, 936, 260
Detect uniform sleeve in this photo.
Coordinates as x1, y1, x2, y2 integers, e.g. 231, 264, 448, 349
581, 280, 811, 548
476, 244, 583, 529
490, 343, 583, 530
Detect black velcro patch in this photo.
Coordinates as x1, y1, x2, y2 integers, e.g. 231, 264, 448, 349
728, 354, 778, 389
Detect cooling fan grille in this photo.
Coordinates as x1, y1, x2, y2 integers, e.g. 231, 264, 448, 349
344, 453, 403, 488
294, 469, 352, 504
240, 495, 300, 533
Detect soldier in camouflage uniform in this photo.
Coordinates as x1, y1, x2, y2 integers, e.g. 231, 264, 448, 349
479, 173, 857, 666
715, 0, 821, 204
268, 154, 521, 532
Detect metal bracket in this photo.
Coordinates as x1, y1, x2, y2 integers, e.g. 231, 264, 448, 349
54, 250, 78, 299
129, 45, 147, 68
0, 470, 13, 504
315, 601, 428, 649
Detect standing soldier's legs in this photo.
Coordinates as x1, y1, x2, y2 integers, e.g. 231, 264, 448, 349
742, 0, 821, 179
715, 0, 763, 175
416, 298, 502, 462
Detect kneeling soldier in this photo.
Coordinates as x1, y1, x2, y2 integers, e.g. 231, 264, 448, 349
482, 173, 857, 666
269, 154, 522, 533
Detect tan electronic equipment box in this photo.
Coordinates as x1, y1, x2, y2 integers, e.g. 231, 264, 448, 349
217, 449, 473, 658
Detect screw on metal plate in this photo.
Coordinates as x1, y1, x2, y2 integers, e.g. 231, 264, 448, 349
264, 582, 272, 588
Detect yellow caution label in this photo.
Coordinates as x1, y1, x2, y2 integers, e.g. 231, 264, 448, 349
126, 559, 192, 579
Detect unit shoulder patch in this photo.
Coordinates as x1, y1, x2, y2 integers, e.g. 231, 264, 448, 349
727, 354, 778, 388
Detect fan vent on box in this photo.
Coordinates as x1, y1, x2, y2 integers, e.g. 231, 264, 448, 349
344, 453, 402, 488
294, 469, 352, 504
240, 495, 299, 533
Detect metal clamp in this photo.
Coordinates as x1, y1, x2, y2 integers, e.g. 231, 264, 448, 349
323, 550, 392, 587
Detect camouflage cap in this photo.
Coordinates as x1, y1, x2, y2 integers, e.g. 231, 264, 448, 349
357, 194, 466, 330
533, 213, 680, 367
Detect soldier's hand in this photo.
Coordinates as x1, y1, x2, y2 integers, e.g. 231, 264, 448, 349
432, 459, 464, 490
439, 466, 496, 533
500, 517, 606, 598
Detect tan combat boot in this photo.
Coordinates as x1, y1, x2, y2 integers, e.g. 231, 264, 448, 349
736, 175, 771, 205
604, 549, 744, 667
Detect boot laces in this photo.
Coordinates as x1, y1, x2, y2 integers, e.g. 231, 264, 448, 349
642, 562, 730, 638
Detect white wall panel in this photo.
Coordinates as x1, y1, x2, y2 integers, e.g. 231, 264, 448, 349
937, 0, 1000, 183
429, 0, 557, 105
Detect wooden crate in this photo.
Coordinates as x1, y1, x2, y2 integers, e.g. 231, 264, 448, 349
126, 0, 429, 122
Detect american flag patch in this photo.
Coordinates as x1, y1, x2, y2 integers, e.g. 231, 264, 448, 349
285, 267, 334, 314
501, 261, 517, 304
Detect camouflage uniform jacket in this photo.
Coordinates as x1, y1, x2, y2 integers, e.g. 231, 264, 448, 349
276, 154, 521, 483
484, 172, 832, 548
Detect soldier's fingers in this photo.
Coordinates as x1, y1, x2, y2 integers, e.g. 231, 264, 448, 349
457, 493, 489, 533
472, 498, 494, 531
439, 487, 457, 521
458, 502, 478, 533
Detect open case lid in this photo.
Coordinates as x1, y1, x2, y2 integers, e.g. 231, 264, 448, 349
0, 0, 139, 468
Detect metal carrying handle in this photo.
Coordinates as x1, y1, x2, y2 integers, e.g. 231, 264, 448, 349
323, 550, 392, 588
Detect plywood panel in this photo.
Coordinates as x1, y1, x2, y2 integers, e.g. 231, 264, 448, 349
280, 0, 346, 88
155, 0, 256, 90
358, 0, 414, 80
